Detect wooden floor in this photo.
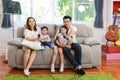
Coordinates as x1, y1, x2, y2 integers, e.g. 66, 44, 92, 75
0, 54, 120, 80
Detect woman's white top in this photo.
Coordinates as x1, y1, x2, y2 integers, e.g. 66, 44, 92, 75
24, 26, 40, 39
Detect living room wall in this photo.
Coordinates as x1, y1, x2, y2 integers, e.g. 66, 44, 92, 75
0, 0, 112, 54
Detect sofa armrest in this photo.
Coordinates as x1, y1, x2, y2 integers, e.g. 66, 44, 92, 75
8, 38, 23, 48
83, 37, 101, 46
8, 45, 19, 68
91, 45, 101, 67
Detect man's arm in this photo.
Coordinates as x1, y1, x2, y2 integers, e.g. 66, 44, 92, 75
68, 28, 77, 42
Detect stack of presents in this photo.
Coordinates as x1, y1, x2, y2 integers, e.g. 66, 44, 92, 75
102, 41, 120, 60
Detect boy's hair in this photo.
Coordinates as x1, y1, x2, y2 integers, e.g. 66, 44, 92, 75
41, 26, 48, 31
63, 15, 72, 21
59, 25, 67, 33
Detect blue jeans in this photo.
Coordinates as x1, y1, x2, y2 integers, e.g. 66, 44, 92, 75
41, 41, 54, 49
62, 43, 82, 68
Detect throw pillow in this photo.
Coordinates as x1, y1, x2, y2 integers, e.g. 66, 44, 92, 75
84, 38, 101, 46
8, 38, 23, 47
21, 39, 42, 50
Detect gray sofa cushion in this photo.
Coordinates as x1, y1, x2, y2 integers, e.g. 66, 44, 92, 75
54, 24, 63, 34
16, 49, 45, 65
37, 24, 56, 38
86, 27, 93, 37
80, 44, 92, 64
72, 24, 89, 37
8, 38, 23, 47
84, 38, 101, 46
17, 27, 24, 38
76, 37, 86, 44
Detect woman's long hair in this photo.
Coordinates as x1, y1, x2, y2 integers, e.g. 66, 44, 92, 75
26, 17, 37, 31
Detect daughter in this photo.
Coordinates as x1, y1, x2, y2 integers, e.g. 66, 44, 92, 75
51, 25, 71, 73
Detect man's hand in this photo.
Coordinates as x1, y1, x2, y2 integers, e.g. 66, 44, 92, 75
67, 36, 72, 43
65, 45, 71, 49
68, 27, 77, 42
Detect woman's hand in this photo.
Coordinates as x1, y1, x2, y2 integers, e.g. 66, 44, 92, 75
36, 38, 40, 42
26, 37, 39, 42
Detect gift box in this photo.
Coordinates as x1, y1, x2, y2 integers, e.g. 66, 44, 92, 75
102, 51, 120, 60
101, 45, 120, 53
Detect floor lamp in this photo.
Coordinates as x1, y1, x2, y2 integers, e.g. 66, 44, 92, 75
10, 1, 22, 38
3, 1, 22, 38
2, 1, 21, 64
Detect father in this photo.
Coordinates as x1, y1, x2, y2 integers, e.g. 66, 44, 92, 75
62, 15, 85, 75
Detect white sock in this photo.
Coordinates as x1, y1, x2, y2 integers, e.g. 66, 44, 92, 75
24, 69, 30, 76
60, 63, 64, 73
75, 65, 82, 70
51, 64, 55, 73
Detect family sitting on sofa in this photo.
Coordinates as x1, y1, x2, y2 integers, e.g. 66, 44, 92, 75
22, 16, 85, 76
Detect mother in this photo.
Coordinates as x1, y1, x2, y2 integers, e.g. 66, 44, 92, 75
22, 17, 40, 76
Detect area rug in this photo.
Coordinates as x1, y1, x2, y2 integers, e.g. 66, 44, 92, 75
4, 74, 115, 80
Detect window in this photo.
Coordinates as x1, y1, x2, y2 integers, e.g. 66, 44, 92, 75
73, 0, 94, 21
13, 0, 94, 23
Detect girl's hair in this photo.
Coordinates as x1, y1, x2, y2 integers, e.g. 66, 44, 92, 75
26, 17, 37, 31
59, 25, 67, 33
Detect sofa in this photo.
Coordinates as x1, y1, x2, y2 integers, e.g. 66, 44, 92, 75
7, 23, 101, 69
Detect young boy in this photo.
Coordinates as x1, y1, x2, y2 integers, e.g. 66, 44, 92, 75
40, 26, 54, 49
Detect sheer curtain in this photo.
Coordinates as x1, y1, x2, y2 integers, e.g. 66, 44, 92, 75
13, 0, 56, 23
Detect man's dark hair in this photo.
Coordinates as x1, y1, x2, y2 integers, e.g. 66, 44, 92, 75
41, 26, 48, 31
63, 15, 72, 21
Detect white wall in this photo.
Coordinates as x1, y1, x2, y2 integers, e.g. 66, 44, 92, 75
93, 0, 113, 44
0, 0, 15, 54
0, 0, 2, 27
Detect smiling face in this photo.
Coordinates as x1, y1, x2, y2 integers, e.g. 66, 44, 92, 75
63, 18, 71, 29
60, 27, 67, 36
41, 28, 48, 35
28, 18, 36, 29
26, 17, 37, 31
